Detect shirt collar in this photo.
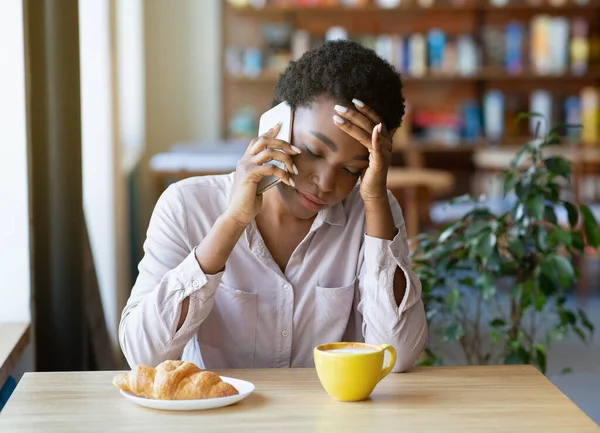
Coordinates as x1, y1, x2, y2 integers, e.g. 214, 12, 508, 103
246, 199, 348, 249
322, 200, 347, 227
309, 200, 347, 233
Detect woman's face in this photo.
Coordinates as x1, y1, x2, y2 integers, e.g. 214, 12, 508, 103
276, 96, 370, 220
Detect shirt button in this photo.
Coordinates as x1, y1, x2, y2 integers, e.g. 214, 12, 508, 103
192, 280, 200, 288
283, 284, 290, 291
281, 330, 289, 338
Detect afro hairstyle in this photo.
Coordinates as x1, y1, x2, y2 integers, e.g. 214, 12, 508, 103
273, 39, 405, 130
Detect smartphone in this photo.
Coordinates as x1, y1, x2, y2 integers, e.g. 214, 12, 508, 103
256, 101, 294, 195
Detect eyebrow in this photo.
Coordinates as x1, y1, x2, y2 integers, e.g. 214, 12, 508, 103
310, 130, 337, 152
353, 154, 370, 161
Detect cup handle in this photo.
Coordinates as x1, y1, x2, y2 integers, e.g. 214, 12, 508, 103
378, 344, 397, 382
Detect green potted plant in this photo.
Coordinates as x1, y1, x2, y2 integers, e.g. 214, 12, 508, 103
412, 116, 599, 373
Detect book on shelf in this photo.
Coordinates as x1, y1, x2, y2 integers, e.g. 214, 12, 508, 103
484, 90, 504, 142
570, 18, 589, 76
461, 101, 482, 141
505, 22, 524, 75
427, 29, 446, 73
242, 47, 262, 78
530, 15, 551, 75
550, 18, 570, 75
504, 94, 527, 137
375, 35, 395, 64
581, 87, 599, 146
291, 29, 311, 60
409, 34, 427, 77
529, 90, 552, 136
483, 26, 505, 70
456, 34, 479, 76
564, 96, 582, 139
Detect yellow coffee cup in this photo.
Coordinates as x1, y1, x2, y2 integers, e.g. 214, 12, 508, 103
314, 342, 397, 402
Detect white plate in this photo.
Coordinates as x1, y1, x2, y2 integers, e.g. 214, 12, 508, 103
119, 376, 255, 411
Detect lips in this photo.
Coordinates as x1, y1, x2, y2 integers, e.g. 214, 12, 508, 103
296, 190, 326, 211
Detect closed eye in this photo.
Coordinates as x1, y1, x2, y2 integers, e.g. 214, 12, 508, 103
305, 145, 363, 176
304, 145, 324, 159
343, 167, 362, 176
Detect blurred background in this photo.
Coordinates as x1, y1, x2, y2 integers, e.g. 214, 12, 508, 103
1, 0, 600, 421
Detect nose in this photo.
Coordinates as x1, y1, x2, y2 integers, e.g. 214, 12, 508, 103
310, 165, 336, 193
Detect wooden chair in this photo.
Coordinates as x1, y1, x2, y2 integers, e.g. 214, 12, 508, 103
386, 168, 456, 239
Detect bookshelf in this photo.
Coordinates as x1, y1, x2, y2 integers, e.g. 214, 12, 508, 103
227, 66, 600, 83
221, 0, 600, 196
228, 2, 600, 14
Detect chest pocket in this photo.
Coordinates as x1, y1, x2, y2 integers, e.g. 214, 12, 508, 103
197, 282, 258, 368
314, 277, 356, 345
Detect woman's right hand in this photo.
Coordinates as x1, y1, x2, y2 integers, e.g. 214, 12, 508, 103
225, 123, 300, 226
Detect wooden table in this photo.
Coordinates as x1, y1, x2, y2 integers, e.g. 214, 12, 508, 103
0, 366, 597, 432
0, 323, 30, 386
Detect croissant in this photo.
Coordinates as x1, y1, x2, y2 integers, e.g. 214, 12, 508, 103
113, 360, 239, 400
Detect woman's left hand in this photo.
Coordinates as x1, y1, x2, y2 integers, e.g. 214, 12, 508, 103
333, 99, 393, 203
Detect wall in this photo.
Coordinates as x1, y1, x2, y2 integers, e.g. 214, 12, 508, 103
0, 0, 33, 380
134, 0, 222, 261
0, 0, 31, 323
145, 0, 221, 155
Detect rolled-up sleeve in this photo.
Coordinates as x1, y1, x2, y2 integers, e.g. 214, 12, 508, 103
357, 192, 428, 372
119, 184, 223, 368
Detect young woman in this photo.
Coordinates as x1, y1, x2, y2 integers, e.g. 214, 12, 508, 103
119, 40, 427, 372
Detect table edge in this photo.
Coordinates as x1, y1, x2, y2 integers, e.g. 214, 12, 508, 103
0, 323, 31, 386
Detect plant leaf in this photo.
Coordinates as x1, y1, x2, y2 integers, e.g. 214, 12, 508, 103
476, 232, 497, 259
515, 111, 544, 125
526, 195, 545, 220
518, 346, 531, 364
465, 221, 492, 238
573, 327, 587, 343
445, 288, 461, 314
508, 238, 525, 260
549, 227, 572, 248
443, 324, 464, 342
534, 225, 548, 252
513, 283, 524, 302
571, 231, 584, 252
503, 173, 518, 197
563, 202, 579, 228
560, 310, 577, 326
580, 204, 600, 248
490, 318, 506, 328
541, 254, 575, 288
438, 222, 460, 243
539, 273, 556, 296
544, 182, 562, 203
544, 132, 561, 146
515, 182, 528, 201
544, 156, 571, 179
511, 147, 530, 169
549, 123, 583, 136
512, 203, 525, 222
477, 273, 496, 300
578, 308, 595, 334
504, 352, 521, 365
536, 345, 547, 374
448, 194, 474, 206
544, 205, 558, 224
